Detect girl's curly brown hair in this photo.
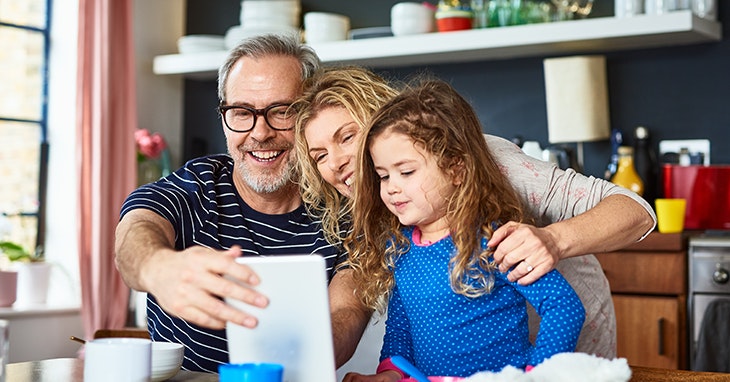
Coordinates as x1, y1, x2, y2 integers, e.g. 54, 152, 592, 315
346, 79, 532, 313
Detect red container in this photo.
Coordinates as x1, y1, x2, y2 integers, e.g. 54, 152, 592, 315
662, 164, 730, 230
435, 10, 472, 32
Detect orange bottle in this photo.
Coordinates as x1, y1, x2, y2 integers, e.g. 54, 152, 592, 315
611, 146, 644, 196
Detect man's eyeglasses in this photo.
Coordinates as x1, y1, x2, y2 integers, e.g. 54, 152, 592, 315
218, 103, 295, 133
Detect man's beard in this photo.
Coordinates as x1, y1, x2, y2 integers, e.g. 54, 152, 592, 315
236, 152, 297, 194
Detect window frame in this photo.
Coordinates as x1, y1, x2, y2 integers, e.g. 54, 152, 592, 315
0, 0, 53, 252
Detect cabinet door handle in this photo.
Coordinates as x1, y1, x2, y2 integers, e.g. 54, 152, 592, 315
657, 317, 665, 356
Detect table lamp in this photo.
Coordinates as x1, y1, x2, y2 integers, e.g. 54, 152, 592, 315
543, 55, 610, 172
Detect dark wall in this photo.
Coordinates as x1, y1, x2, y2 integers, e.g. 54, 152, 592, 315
183, 1, 729, 180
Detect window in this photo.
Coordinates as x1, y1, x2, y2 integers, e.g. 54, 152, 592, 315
0, 0, 52, 254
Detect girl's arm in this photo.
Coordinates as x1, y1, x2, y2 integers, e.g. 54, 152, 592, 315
509, 269, 586, 366
379, 285, 414, 363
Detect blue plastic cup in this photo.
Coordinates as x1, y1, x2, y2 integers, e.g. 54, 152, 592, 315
219, 363, 284, 382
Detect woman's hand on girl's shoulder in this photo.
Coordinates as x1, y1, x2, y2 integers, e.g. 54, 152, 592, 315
488, 221, 560, 285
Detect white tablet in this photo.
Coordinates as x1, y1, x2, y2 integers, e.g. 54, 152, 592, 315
225, 255, 336, 382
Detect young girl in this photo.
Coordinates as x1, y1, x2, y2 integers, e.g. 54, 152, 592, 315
345, 79, 585, 380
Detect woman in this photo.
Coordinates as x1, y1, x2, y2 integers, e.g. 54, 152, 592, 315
292, 66, 655, 361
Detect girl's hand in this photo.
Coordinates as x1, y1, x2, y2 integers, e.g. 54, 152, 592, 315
342, 370, 403, 382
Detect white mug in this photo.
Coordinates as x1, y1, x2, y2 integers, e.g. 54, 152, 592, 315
84, 338, 152, 382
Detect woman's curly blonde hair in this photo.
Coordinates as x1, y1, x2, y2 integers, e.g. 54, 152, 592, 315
292, 66, 399, 246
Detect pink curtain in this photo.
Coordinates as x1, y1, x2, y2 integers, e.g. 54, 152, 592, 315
77, 0, 137, 340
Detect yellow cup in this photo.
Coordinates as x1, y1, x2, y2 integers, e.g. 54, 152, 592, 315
655, 198, 686, 233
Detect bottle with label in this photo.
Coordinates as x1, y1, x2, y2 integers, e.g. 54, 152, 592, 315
611, 146, 644, 196
633, 126, 658, 204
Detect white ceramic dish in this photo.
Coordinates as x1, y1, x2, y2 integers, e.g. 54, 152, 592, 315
304, 12, 350, 43
177, 35, 225, 54
151, 342, 184, 382
240, 0, 301, 28
224, 25, 300, 50
348, 26, 393, 40
390, 2, 435, 36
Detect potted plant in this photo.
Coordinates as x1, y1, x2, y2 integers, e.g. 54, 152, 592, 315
0, 241, 41, 262
0, 241, 52, 306
0, 242, 22, 307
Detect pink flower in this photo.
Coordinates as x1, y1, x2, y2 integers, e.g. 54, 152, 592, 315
135, 129, 167, 159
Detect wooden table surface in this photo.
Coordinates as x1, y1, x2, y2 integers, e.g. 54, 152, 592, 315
6, 358, 730, 381
630, 366, 730, 381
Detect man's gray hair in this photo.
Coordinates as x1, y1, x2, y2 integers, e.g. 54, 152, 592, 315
217, 33, 321, 103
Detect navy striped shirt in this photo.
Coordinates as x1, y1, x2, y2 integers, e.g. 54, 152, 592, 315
120, 154, 344, 373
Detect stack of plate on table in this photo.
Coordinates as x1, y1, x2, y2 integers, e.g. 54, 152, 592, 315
225, 0, 301, 49
177, 34, 225, 54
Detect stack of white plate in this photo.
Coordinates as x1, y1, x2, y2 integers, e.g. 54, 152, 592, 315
225, 0, 302, 49
177, 35, 225, 54
240, 0, 300, 29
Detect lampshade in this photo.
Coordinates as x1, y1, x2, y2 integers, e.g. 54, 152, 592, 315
543, 55, 611, 144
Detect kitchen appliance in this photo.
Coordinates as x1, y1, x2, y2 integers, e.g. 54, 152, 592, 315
663, 165, 730, 230
542, 145, 580, 171
688, 234, 730, 371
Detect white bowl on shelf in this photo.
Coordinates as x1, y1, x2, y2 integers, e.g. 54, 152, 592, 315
391, 2, 435, 36
303, 12, 350, 43
240, 0, 301, 28
224, 25, 301, 50
151, 342, 184, 382
177, 35, 225, 54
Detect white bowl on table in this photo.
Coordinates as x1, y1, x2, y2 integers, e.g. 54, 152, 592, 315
151, 342, 184, 382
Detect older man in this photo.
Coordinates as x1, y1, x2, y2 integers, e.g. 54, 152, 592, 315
114, 34, 341, 372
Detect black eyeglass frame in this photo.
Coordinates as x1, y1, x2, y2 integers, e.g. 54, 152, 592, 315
218, 103, 295, 133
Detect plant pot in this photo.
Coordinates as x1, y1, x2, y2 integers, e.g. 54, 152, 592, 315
0, 270, 18, 307
15, 262, 52, 305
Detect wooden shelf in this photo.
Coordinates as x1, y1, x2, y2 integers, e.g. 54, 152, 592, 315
153, 10, 721, 79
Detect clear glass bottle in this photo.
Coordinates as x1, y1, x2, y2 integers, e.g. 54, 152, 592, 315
471, 0, 489, 28
611, 146, 644, 196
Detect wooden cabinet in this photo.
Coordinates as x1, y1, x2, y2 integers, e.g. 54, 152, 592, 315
595, 232, 688, 370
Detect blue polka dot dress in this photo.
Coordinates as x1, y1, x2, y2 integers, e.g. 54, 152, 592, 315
380, 227, 585, 377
